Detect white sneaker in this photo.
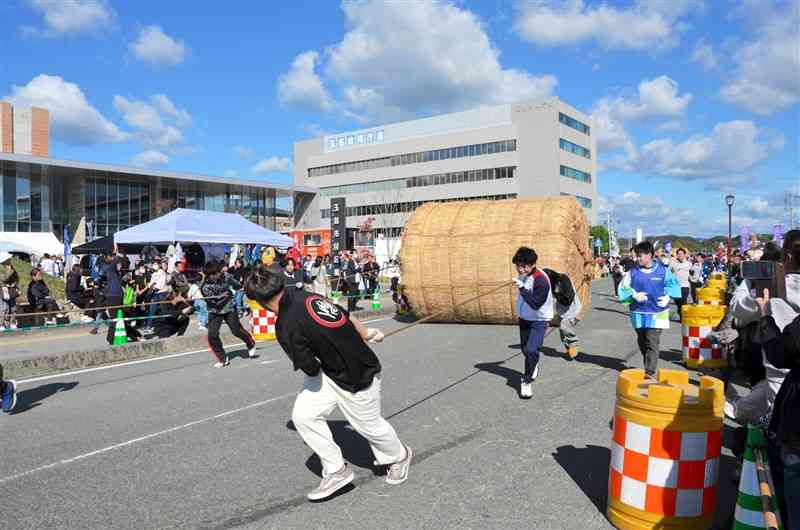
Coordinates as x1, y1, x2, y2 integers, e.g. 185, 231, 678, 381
197, 324, 207, 331
248, 347, 257, 358
307, 464, 355, 501
724, 400, 737, 420
520, 380, 533, 399
386, 445, 413, 485
213, 358, 230, 368
9, 323, 17, 329
0, 326, 5, 332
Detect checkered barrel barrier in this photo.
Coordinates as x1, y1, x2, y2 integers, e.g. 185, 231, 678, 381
248, 300, 276, 340
607, 369, 724, 530
610, 417, 721, 518
681, 305, 726, 369
682, 324, 723, 363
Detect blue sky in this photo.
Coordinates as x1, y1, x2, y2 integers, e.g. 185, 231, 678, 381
0, 0, 797, 237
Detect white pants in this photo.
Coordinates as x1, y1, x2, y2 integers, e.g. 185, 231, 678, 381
291, 373, 405, 476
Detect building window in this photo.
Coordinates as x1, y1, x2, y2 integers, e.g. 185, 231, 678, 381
560, 165, 592, 183
309, 139, 518, 178
376, 130, 384, 141
317, 166, 517, 196
559, 112, 591, 135
559, 138, 591, 159
321, 193, 517, 219
560, 192, 593, 209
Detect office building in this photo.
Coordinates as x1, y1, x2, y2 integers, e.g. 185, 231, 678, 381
293, 97, 597, 251
0, 102, 49, 156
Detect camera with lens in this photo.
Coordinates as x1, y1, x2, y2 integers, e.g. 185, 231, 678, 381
741, 261, 785, 299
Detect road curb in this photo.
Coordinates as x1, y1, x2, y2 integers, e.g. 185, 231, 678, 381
2, 305, 400, 379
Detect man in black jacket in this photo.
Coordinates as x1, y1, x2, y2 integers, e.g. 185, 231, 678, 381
200, 261, 256, 367
245, 264, 412, 501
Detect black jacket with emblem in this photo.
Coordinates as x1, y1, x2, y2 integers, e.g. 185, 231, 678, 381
275, 287, 381, 392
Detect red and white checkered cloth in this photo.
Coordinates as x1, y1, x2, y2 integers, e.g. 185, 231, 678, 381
251, 309, 276, 337
610, 416, 721, 517
682, 325, 722, 361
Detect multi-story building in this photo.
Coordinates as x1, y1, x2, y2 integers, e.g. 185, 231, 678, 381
0, 152, 315, 246
293, 97, 597, 252
0, 102, 49, 156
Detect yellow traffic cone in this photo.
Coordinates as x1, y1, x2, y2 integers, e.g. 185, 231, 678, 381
112, 310, 128, 345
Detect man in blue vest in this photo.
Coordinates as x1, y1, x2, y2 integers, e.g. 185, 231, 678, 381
618, 241, 681, 377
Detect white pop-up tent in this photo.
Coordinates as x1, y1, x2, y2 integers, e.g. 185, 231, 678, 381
0, 231, 64, 256
113, 208, 294, 247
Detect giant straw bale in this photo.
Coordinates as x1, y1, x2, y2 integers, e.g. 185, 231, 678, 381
399, 197, 592, 324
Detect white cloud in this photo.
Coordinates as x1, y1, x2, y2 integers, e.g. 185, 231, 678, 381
513, 0, 697, 51
277, 51, 334, 113
232, 146, 253, 160
129, 25, 187, 67
600, 191, 700, 235
278, 1, 556, 123
112, 94, 189, 148
4, 74, 128, 145
25, 0, 114, 36
691, 38, 718, 70
621, 120, 780, 186
591, 98, 636, 157
657, 120, 682, 131
609, 76, 692, 122
591, 75, 691, 156
252, 156, 291, 174
300, 123, 327, 138
720, 0, 799, 115
150, 94, 191, 127
131, 150, 168, 167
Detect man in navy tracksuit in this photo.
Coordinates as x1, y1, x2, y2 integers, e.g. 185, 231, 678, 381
512, 247, 554, 399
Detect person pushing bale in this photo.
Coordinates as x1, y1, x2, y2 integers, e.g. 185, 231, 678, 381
245, 264, 412, 501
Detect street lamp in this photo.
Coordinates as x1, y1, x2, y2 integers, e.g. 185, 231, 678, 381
725, 194, 735, 269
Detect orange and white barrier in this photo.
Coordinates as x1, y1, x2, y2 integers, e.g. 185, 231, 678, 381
248, 300, 276, 340
682, 325, 723, 364
681, 305, 726, 368
607, 369, 724, 530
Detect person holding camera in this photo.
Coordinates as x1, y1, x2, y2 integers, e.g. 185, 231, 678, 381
752, 233, 800, 530
727, 241, 791, 422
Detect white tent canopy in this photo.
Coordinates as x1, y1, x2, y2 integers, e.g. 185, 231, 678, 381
113, 208, 294, 247
0, 231, 64, 256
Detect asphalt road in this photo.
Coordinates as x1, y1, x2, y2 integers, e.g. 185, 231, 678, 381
0, 280, 741, 529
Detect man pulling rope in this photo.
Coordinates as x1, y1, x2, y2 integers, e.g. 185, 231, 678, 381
245, 264, 411, 501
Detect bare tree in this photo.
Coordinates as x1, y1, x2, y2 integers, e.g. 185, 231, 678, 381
372, 187, 405, 261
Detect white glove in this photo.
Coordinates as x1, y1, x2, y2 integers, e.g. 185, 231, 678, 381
366, 328, 384, 343
513, 277, 525, 289
657, 295, 671, 308
632, 292, 648, 303
295, 282, 303, 289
